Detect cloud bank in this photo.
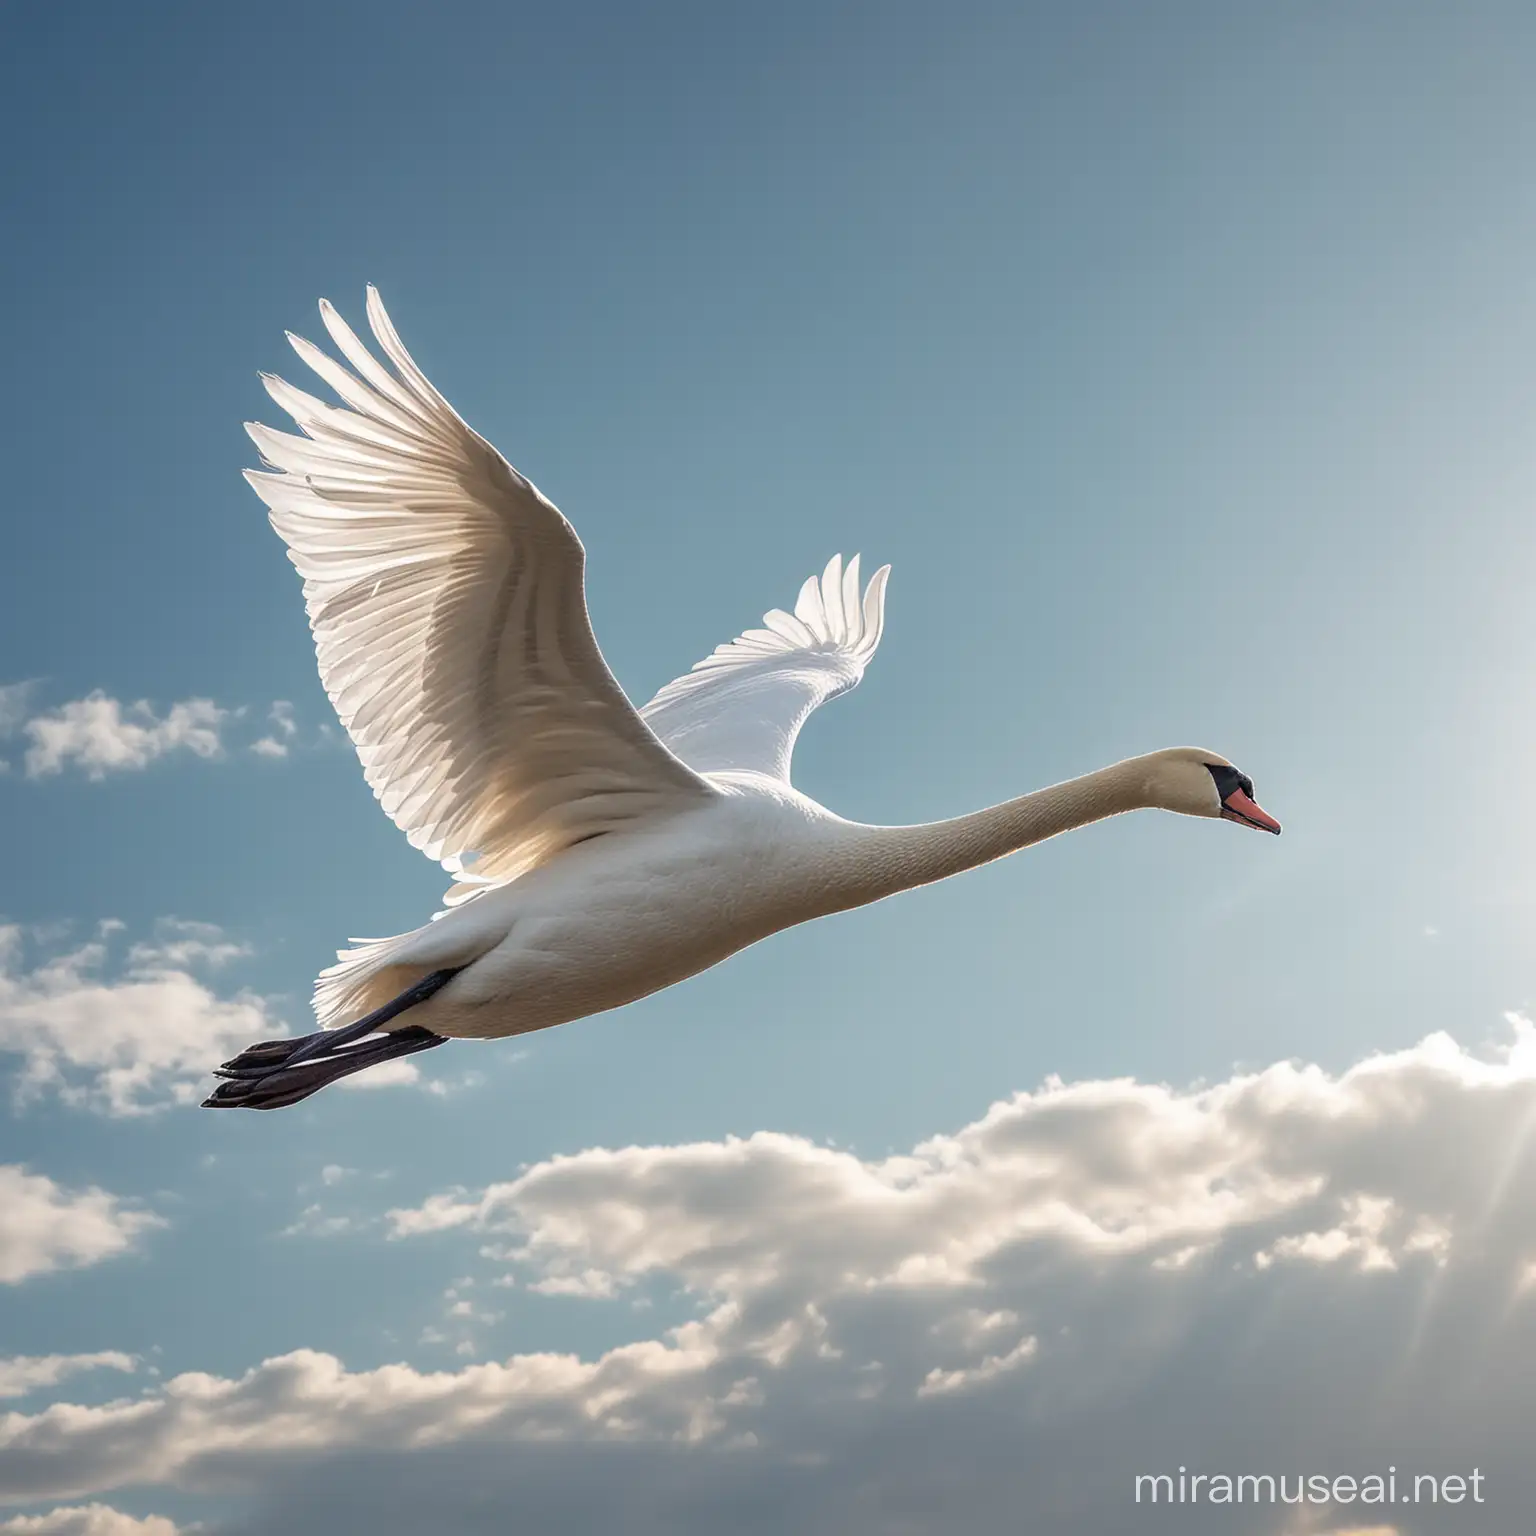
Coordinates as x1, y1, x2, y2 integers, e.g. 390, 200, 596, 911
0, 1507, 184, 1536
2, 1026, 1535, 1531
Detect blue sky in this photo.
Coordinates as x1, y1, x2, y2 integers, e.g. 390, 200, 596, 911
4, 3, 1536, 1531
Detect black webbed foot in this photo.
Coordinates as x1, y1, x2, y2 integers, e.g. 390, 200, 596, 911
202, 1026, 447, 1109
202, 969, 462, 1111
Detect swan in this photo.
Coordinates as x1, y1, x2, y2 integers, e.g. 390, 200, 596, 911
204, 289, 1281, 1110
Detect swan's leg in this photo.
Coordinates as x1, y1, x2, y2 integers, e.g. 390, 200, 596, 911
202, 1026, 447, 1110
202, 968, 462, 1111
215, 968, 463, 1075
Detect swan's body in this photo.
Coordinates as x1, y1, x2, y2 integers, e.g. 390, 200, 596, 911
338, 780, 857, 1038
204, 291, 1280, 1109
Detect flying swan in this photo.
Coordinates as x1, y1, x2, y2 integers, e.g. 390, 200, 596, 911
204, 290, 1281, 1110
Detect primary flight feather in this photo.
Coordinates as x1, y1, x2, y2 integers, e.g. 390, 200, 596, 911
206, 290, 1280, 1110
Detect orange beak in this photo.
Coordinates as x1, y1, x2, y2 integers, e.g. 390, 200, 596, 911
1220, 787, 1282, 835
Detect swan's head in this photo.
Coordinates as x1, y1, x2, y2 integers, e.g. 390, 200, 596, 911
1142, 748, 1281, 834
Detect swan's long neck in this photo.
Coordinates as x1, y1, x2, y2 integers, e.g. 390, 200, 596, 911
837, 756, 1154, 906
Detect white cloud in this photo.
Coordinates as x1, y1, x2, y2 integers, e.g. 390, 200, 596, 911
0, 686, 305, 777
384, 1191, 475, 1240
6, 1026, 1536, 1531
125, 921, 248, 976
0, 1355, 136, 1401
20, 695, 226, 779
423, 1283, 503, 1358
335, 1059, 420, 1091
279, 1206, 356, 1240
0, 1167, 162, 1285
250, 701, 297, 759
0, 1506, 184, 1535
0, 684, 36, 736
332, 1061, 481, 1096
916, 1334, 1036, 1397
0, 922, 280, 1115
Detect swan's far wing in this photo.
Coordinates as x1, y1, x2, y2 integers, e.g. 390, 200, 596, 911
247, 289, 712, 903
640, 555, 890, 782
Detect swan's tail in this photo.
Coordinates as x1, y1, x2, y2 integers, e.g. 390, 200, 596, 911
312, 931, 428, 1031
311, 908, 501, 1030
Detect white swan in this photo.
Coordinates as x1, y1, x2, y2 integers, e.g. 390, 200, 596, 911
205, 290, 1281, 1109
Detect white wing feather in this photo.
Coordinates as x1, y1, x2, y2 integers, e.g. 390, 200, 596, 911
246, 288, 713, 903
640, 554, 890, 781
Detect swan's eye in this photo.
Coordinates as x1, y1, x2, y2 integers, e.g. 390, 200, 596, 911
1205, 764, 1251, 802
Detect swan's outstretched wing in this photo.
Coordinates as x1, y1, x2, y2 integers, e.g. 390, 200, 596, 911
640, 554, 890, 782
246, 289, 713, 903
